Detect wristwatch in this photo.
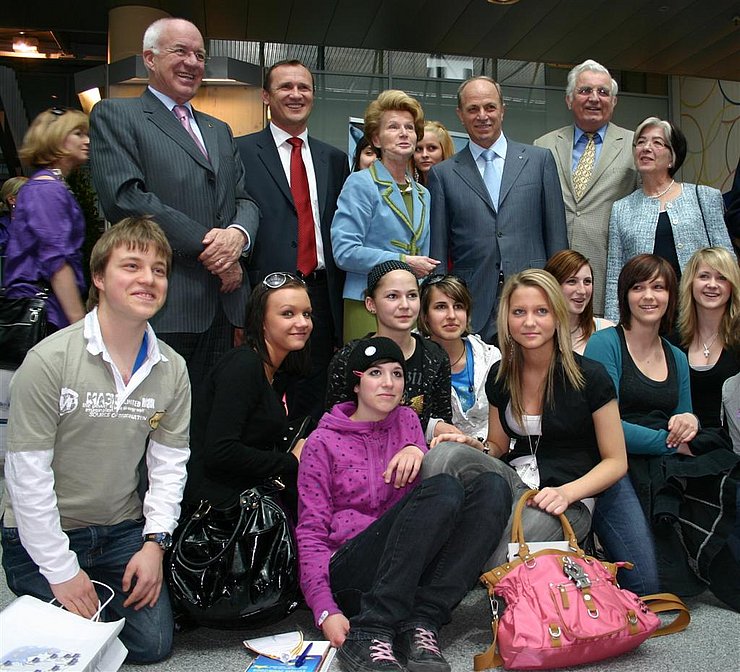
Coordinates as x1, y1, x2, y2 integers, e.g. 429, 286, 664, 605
143, 532, 173, 551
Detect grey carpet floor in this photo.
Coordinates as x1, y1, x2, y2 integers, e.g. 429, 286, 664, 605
0, 475, 738, 671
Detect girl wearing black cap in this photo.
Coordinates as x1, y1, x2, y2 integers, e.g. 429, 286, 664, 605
326, 260, 462, 444
297, 337, 511, 672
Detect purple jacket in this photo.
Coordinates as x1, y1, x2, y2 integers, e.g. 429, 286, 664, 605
297, 401, 427, 626
4, 170, 86, 328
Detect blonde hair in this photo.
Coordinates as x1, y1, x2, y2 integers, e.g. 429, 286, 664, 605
364, 90, 425, 149
496, 269, 585, 426
0, 177, 28, 211
677, 247, 740, 351
422, 121, 455, 160
19, 108, 89, 169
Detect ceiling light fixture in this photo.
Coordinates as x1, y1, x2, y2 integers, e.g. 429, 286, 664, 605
487, 0, 521, 5
12, 35, 39, 53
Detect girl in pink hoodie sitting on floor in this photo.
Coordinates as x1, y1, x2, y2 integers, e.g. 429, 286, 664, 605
296, 336, 511, 672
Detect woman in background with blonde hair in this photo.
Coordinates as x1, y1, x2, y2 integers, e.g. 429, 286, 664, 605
414, 121, 455, 185
4, 108, 89, 330
0, 176, 28, 261
675, 246, 740, 428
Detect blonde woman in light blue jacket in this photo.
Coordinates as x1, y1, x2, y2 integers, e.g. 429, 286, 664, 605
604, 117, 732, 322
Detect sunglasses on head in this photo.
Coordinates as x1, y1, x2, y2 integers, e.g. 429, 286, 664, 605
262, 272, 306, 289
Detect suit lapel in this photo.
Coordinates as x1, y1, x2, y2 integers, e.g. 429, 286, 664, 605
498, 142, 528, 207
193, 110, 219, 173
256, 128, 294, 206
371, 162, 426, 254
554, 127, 575, 195
589, 123, 628, 187
310, 136, 329, 220
453, 147, 495, 214
142, 90, 212, 172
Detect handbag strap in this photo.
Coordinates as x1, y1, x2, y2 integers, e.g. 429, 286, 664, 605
695, 183, 711, 244
473, 614, 503, 671
174, 492, 254, 570
642, 592, 691, 637
510, 489, 581, 558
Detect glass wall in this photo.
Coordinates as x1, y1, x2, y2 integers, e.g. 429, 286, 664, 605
209, 40, 669, 154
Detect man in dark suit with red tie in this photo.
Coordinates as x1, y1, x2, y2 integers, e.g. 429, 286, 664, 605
237, 60, 349, 420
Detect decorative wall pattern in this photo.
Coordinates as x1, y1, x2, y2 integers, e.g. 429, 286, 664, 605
676, 77, 739, 193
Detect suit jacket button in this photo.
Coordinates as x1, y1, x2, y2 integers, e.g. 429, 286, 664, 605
291, 241, 297, 248
497, 231, 503, 238
576, 211, 581, 216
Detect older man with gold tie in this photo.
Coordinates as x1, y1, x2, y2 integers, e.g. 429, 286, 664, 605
535, 59, 638, 316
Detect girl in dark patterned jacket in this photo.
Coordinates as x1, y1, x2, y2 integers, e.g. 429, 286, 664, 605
326, 260, 461, 444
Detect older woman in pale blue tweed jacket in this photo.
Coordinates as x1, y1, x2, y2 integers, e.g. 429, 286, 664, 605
604, 117, 732, 322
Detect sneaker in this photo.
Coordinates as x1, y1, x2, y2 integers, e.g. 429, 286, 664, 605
337, 636, 405, 672
395, 627, 450, 672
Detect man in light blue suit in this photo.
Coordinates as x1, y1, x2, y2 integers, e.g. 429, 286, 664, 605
428, 76, 567, 343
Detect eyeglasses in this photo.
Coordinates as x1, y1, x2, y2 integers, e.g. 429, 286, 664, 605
262, 272, 306, 289
163, 46, 208, 63
575, 86, 612, 98
634, 137, 670, 151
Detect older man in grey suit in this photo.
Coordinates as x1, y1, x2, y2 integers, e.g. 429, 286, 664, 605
428, 76, 567, 343
90, 18, 258, 393
534, 60, 638, 316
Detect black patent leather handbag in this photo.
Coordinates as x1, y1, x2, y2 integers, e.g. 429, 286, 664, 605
0, 288, 48, 370
167, 485, 299, 629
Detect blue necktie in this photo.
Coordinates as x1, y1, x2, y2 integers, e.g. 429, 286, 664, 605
482, 149, 501, 209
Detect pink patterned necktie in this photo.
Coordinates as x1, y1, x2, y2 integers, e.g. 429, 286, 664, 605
173, 104, 208, 159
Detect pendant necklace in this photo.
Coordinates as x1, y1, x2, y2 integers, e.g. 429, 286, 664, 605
702, 333, 719, 359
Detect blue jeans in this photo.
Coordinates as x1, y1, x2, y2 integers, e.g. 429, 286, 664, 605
592, 475, 661, 595
329, 472, 511, 639
1, 518, 173, 663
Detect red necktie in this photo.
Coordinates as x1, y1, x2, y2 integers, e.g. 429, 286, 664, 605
173, 105, 208, 159
287, 137, 317, 276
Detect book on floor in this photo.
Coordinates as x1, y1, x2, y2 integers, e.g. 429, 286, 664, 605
244, 634, 335, 671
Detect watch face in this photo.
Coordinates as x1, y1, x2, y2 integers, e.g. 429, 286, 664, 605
146, 533, 172, 550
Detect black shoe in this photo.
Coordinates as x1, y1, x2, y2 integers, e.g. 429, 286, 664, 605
395, 627, 450, 672
337, 636, 405, 671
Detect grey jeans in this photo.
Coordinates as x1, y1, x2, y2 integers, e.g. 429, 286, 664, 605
421, 441, 591, 569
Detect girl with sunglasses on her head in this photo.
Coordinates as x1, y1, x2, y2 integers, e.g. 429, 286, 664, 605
183, 273, 312, 516
417, 274, 501, 440
4, 108, 89, 331
298, 336, 511, 672
586, 254, 740, 609
326, 260, 462, 444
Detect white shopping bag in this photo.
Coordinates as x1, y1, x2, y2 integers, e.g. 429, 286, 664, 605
0, 586, 127, 672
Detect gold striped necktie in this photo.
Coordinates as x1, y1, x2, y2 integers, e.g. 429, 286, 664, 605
573, 133, 596, 200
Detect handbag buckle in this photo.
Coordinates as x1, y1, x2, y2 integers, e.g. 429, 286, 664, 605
29, 307, 41, 323
488, 595, 500, 620
562, 556, 591, 589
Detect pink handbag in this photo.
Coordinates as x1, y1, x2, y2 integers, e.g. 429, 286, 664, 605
474, 490, 689, 670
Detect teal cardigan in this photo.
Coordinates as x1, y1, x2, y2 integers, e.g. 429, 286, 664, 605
584, 326, 693, 455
